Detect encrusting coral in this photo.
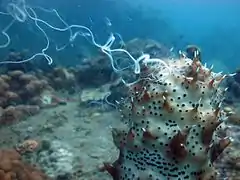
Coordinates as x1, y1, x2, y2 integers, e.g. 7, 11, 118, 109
0, 69, 66, 125
101, 52, 232, 179
43, 67, 76, 92
0, 148, 50, 180
0, 70, 47, 124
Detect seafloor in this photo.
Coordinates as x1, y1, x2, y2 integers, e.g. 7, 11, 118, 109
0, 39, 240, 180
0, 91, 117, 180
1, 87, 240, 180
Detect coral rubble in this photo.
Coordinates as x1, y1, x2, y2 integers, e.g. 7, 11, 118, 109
224, 70, 240, 105
214, 131, 240, 179
36, 140, 75, 179
103, 56, 232, 179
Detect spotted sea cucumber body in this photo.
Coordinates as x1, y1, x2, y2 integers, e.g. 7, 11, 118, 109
104, 57, 231, 180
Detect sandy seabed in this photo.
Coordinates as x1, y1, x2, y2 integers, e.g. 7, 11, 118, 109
1, 93, 240, 180
0, 94, 119, 180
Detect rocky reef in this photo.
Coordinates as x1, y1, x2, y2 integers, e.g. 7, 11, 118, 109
0, 39, 239, 180
103, 55, 232, 179
224, 70, 240, 105
0, 69, 70, 125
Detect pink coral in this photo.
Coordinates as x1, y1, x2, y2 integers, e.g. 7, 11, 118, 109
0, 149, 50, 180
15, 140, 39, 154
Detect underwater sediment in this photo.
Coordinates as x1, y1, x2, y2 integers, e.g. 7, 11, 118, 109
0, 40, 240, 180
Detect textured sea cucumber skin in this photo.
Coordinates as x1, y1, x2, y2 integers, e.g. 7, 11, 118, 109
104, 57, 231, 180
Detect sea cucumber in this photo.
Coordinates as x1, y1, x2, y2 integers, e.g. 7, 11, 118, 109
103, 55, 232, 180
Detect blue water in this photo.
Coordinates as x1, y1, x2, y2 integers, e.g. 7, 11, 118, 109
0, 1, 240, 179
0, 0, 240, 72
